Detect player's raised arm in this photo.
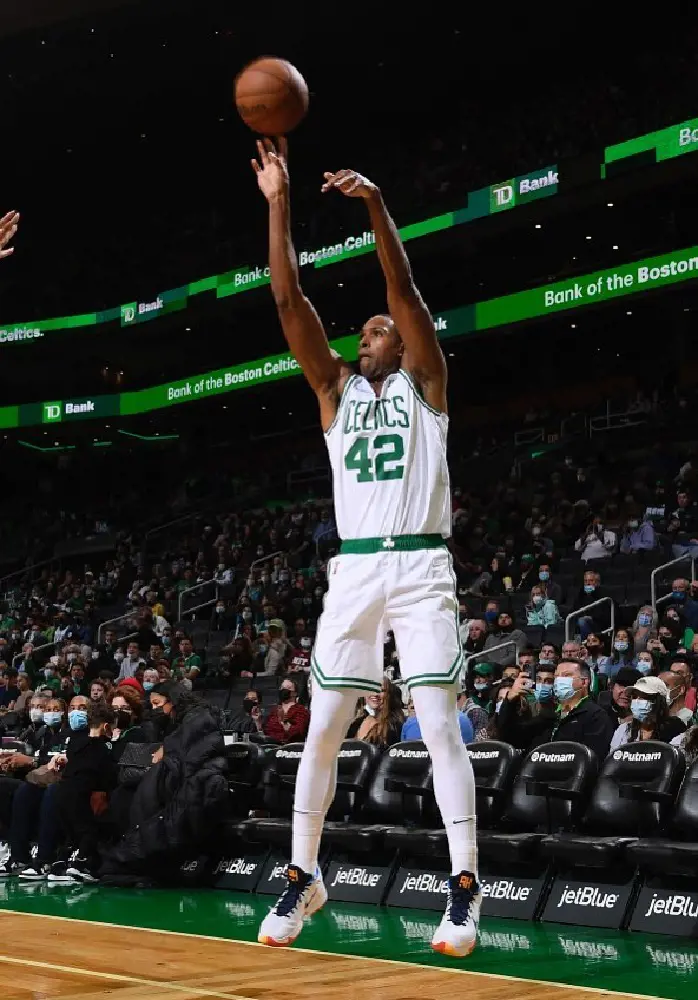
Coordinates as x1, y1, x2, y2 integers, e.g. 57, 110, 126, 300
0, 211, 19, 260
322, 170, 446, 413
252, 140, 345, 428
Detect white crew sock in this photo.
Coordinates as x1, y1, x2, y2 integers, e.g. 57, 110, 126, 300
411, 684, 478, 877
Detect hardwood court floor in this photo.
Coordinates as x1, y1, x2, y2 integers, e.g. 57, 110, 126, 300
0, 884, 695, 1000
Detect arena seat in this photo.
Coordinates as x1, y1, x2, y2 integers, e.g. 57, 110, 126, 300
478, 742, 598, 864
540, 741, 685, 867
625, 756, 698, 876
240, 741, 380, 849
383, 741, 520, 856
322, 741, 433, 853
224, 741, 266, 816
237, 742, 305, 845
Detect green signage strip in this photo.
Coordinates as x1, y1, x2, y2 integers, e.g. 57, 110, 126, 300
2, 109, 696, 345
603, 116, 698, 173
4, 243, 698, 431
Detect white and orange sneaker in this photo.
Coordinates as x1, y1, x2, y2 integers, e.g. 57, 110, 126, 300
431, 870, 481, 957
258, 864, 327, 947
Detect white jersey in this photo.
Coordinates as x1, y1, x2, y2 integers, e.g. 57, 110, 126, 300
324, 368, 451, 540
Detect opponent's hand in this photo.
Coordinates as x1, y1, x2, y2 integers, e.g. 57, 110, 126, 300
0, 211, 19, 259
321, 169, 378, 199
251, 138, 289, 201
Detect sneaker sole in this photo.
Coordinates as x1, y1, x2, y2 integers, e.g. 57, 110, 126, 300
47, 876, 76, 884
18, 875, 47, 881
66, 870, 98, 883
431, 939, 476, 958
257, 883, 327, 948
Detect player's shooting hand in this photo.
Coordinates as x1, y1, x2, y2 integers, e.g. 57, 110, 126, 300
251, 138, 289, 201
0, 211, 19, 259
321, 169, 378, 199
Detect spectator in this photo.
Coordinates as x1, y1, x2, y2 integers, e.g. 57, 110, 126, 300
667, 490, 698, 560
598, 666, 641, 728
171, 637, 202, 684
263, 677, 309, 744
610, 676, 686, 751
13, 673, 34, 715
117, 641, 145, 682
635, 650, 655, 676
526, 584, 561, 627
598, 629, 636, 681
402, 695, 473, 743
483, 612, 526, 668
497, 658, 614, 761
666, 578, 698, 632
571, 570, 615, 638
670, 655, 697, 714
346, 679, 403, 748
660, 668, 694, 726
462, 619, 487, 656
537, 563, 563, 606
619, 514, 656, 554
227, 689, 265, 737
457, 688, 489, 741
575, 516, 616, 561
632, 605, 658, 653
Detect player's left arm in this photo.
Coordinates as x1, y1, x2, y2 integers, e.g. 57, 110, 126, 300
322, 170, 446, 412
0, 211, 19, 259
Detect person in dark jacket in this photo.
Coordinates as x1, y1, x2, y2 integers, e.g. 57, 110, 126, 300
55, 701, 118, 881
99, 682, 229, 885
497, 658, 615, 763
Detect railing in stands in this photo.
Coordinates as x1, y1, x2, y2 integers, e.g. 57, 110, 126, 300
178, 579, 219, 622
97, 613, 137, 646
565, 596, 615, 642
462, 640, 518, 684
12, 639, 58, 671
650, 554, 697, 611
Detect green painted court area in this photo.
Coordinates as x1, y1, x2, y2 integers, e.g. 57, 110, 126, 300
0, 881, 696, 999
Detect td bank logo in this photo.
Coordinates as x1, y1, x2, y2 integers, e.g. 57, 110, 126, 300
121, 302, 137, 325
43, 401, 62, 423
490, 179, 514, 211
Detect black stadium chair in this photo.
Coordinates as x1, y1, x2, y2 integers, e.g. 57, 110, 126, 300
240, 741, 380, 849
322, 741, 433, 853
224, 741, 266, 816
478, 742, 598, 864
626, 755, 698, 876
540, 741, 685, 868
238, 742, 305, 846
383, 740, 519, 857
543, 624, 566, 649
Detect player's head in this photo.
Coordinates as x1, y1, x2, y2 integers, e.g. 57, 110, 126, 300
358, 315, 403, 382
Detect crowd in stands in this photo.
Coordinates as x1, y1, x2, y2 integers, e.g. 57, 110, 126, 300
1, 426, 698, 885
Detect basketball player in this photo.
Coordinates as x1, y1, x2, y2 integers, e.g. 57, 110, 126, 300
251, 139, 479, 957
0, 210, 19, 259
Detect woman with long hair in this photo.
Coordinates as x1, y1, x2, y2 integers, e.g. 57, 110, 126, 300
351, 678, 404, 748
598, 629, 636, 681
609, 676, 686, 751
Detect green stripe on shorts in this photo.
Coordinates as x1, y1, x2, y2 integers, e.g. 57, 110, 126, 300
311, 654, 382, 694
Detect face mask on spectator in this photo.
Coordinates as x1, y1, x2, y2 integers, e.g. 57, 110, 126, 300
584, 584, 595, 595
538, 657, 554, 667
672, 591, 685, 601
553, 677, 575, 702
533, 595, 543, 606
216, 605, 225, 613
638, 613, 652, 627
628, 520, 639, 529
67, 653, 77, 664
484, 610, 497, 624
44, 668, 54, 678
29, 708, 44, 723
630, 698, 653, 721
43, 711, 62, 727
614, 640, 628, 652
494, 700, 504, 714
473, 680, 489, 692
278, 688, 293, 703
532, 526, 541, 537
143, 681, 155, 692
636, 657, 652, 675
242, 698, 258, 713
300, 637, 312, 649
242, 611, 252, 621
258, 643, 268, 655
539, 571, 549, 582
69, 710, 88, 731
535, 682, 554, 702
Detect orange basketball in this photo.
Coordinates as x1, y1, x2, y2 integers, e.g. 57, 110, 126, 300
234, 57, 309, 135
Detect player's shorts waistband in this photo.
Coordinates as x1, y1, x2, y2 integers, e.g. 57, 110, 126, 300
340, 534, 447, 554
